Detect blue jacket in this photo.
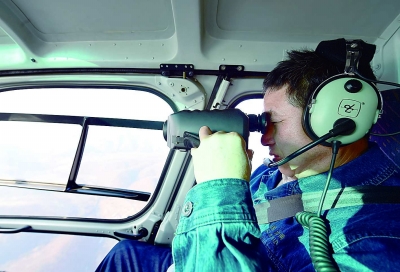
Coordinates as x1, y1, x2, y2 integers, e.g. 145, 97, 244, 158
173, 142, 400, 271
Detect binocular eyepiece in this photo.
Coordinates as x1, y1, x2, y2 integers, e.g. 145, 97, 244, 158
248, 111, 268, 134
163, 109, 268, 150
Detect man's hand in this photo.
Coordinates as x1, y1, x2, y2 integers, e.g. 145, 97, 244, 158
190, 126, 252, 184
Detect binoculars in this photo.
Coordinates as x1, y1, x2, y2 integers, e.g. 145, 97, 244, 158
163, 109, 268, 150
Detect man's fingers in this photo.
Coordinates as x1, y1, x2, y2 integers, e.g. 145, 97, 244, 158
191, 127, 251, 183
192, 126, 212, 153
199, 126, 212, 141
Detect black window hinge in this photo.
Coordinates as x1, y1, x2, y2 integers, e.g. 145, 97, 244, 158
219, 65, 245, 79
160, 64, 194, 78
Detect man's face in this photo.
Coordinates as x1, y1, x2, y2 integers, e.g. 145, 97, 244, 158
261, 85, 331, 178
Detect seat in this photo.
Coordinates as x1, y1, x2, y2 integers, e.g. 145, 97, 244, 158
369, 88, 400, 167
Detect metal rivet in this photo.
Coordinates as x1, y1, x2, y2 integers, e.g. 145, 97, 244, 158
182, 201, 193, 217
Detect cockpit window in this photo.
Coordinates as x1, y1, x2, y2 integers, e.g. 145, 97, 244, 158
0, 88, 173, 219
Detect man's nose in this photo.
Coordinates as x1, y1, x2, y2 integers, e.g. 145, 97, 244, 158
261, 124, 274, 146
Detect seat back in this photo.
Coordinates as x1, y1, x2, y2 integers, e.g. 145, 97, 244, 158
369, 89, 400, 167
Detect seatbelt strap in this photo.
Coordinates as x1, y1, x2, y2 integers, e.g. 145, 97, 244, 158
254, 186, 400, 224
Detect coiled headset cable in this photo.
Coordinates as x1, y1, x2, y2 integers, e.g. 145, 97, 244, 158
295, 140, 341, 272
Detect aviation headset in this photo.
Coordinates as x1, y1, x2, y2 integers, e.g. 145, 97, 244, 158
302, 39, 383, 146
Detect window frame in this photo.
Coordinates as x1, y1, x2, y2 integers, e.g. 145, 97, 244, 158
0, 83, 178, 223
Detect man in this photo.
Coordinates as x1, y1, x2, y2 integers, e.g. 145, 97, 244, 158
174, 39, 400, 271
97, 39, 400, 271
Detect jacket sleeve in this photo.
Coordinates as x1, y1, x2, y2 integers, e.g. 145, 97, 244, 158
172, 178, 268, 272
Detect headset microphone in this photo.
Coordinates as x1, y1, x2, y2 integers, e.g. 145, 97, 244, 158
268, 118, 356, 167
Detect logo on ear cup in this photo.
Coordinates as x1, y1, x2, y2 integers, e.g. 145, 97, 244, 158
338, 100, 361, 118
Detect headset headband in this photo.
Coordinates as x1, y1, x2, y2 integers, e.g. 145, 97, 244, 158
315, 38, 376, 72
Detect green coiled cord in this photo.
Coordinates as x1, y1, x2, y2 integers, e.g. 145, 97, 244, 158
295, 212, 338, 271
295, 141, 341, 272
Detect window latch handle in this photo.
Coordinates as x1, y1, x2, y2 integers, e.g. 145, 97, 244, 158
0, 225, 31, 233
114, 227, 149, 240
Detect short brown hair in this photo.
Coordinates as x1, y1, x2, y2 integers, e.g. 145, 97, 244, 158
263, 49, 376, 109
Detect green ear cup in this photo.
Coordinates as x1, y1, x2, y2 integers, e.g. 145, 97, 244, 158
303, 74, 381, 145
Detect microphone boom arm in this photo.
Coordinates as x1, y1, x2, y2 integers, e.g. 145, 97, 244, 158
269, 118, 356, 167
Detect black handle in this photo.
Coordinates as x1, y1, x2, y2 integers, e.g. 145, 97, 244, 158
0, 225, 31, 233
114, 227, 149, 240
